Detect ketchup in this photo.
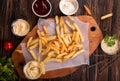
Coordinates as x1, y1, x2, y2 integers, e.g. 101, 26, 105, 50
33, 0, 50, 15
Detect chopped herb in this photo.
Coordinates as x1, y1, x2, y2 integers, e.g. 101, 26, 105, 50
104, 34, 117, 47
104, 34, 109, 42
107, 41, 115, 47
0, 57, 18, 81
111, 34, 117, 40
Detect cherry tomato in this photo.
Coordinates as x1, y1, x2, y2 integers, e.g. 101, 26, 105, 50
3, 41, 13, 51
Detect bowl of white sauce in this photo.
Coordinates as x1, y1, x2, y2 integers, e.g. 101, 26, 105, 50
23, 61, 41, 80
11, 19, 30, 36
59, 0, 79, 15
101, 34, 119, 55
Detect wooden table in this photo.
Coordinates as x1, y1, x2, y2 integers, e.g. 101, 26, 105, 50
0, 0, 120, 81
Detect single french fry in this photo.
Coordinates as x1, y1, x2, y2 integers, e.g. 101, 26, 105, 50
41, 37, 48, 45
84, 5, 91, 15
44, 57, 62, 63
47, 51, 56, 57
15, 50, 22, 53
29, 38, 39, 46
67, 16, 74, 21
65, 20, 74, 30
63, 24, 67, 34
67, 34, 72, 44
41, 39, 46, 46
54, 41, 60, 48
71, 49, 85, 59
37, 30, 41, 38
55, 15, 59, 24
46, 36, 57, 41
62, 36, 69, 47
60, 16, 63, 28
49, 58, 63, 62
64, 51, 76, 59
29, 43, 38, 50
68, 45, 74, 51
27, 37, 33, 48
61, 44, 65, 53
43, 57, 51, 63
28, 49, 37, 60
74, 31, 79, 42
43, 25, 49, 35
38, 39, 42, 53
101, 13, 113, 20
50, 46, 60, 54
40, 32, 45, 37
40, 62, 46, 74
50, 43, 59, 50
56, 52, 67, 58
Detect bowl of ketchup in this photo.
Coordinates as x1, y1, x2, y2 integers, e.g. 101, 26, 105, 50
32, 0, 52, 17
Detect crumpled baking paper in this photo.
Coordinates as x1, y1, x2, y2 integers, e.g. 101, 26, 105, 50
21, 16, 89, 71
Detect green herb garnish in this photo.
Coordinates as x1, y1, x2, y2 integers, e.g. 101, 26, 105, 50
0, 57, 18, 81
104, 34, 117, 47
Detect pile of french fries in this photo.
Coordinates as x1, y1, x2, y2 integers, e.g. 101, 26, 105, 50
26, 15, 85, 63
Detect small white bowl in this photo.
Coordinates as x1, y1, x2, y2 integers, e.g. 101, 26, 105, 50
59, 0, 79, 15
101, 39, 119, 55
11, 19, 30, 37
32, 0, 52, 17
23, 61, 41, 80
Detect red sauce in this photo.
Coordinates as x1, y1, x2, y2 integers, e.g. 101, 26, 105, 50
33, 0, 50, 15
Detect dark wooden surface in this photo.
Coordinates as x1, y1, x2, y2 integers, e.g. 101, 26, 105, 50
0, 0, 120, 81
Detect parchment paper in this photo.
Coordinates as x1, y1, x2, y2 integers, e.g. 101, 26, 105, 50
21, 17, 89, 71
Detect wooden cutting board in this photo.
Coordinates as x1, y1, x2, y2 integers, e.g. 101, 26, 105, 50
12, 15, 103, 79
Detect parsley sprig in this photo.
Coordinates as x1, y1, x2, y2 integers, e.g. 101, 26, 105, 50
104, 34, 117, 47
0, 57, 18, 81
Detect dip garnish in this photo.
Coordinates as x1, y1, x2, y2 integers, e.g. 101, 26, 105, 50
104, 34, 117, 47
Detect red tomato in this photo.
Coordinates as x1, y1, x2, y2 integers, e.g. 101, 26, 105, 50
3, 41, 13, 51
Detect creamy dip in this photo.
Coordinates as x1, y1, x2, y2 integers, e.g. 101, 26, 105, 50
12, 19, 30, 36
23, 61, 41, 80
59, 0, 78, 15
101, 39, 119, 55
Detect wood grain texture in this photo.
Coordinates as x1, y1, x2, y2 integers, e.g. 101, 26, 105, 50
0, 0, 120, 81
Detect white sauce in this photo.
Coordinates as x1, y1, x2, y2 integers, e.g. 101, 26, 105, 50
59, 0, 78, 15
23, 61, 41, 80
101, 39, 119, 55
61, 2, 75, 14
12, 19, 30, 36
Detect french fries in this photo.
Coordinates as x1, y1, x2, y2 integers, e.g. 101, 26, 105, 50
101, 13, 113, 20
83, 5, 92, 15
55, 15, 59, 24
67, 16, 74, 21
27, 37, 33, 48
15, 49, 22, 53
40, 62, 46, 74
73, 23, 84, 42
29, 43, 38, 50
25, 15, 85, 76
43, 25, 49, 35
